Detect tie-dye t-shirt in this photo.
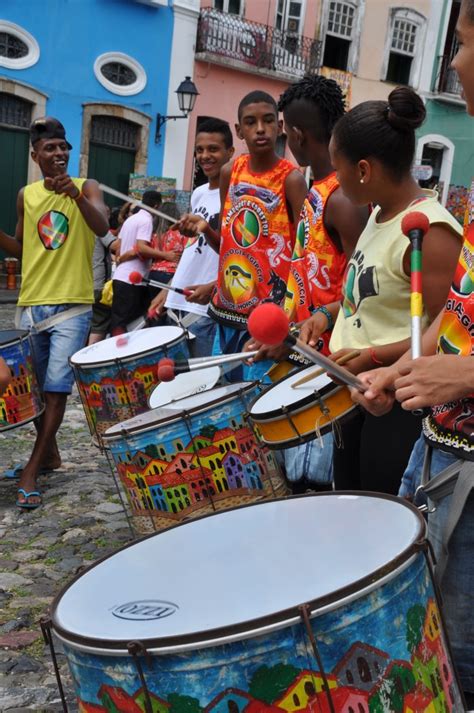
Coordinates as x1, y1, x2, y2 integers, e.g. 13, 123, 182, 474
423, 180, 474, 460
284, 173, 346, 355
19, 178, 95, 305
210, 154, 296, 328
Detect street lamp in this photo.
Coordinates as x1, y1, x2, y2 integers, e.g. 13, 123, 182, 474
155, 76, 199, 144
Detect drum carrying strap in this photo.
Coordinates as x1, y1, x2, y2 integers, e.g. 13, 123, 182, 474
15, 304, 91, 333
419, 443, 474, 582
166, 308, 202, 330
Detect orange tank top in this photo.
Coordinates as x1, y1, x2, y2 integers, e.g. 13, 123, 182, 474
284, 173, 346, 354
210, 154, 297, 328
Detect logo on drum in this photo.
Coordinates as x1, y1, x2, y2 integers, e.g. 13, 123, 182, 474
111, 600, 179, 621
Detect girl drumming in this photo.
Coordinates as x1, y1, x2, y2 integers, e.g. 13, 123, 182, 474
301, 87, 463, 495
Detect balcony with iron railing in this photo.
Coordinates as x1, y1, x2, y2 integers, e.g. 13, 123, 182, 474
196, 8, 322, 80
436, 39, 464, 101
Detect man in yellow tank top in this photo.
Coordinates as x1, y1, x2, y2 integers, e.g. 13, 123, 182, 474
0, 117, 108, 509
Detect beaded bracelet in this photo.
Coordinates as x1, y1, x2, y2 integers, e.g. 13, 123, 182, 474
313, 305, 334, 331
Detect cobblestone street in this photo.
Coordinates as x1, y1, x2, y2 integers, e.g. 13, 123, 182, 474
0, 303, 133, 711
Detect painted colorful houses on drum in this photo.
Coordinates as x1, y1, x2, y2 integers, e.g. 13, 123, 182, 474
0, 350, 39, 429
75, 595, 462, 713
114, 420, 270, 517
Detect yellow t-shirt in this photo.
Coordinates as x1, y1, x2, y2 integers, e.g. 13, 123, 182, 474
18, 178, 95, 306
330, 191, 463, 352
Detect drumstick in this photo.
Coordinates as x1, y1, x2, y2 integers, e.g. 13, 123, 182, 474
158, 351, 259, 381
129, 271, 193, 296
99, 184, 176, 224
401, 211, 431, 416
290, 350, 361, 388
247, 304, 365, 392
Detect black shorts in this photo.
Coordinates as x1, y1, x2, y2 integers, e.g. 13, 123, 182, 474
110, 280, 147, 332
90, 289, 111, 335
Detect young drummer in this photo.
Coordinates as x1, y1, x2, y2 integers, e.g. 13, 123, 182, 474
276, 75, 369, 491
207, 90, 307, 381
301, 87, 463, 496
351, 2, 474, 701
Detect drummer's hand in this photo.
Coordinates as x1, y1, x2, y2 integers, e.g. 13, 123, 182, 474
394, 355, 474, 411
149, 289, 167, 316
298, 312, 329, 347
329, 348, 372, 375
243, 338, 290, 363
350, 367, 397, 416
185, 282, 215, 305
172, 214, 208, 237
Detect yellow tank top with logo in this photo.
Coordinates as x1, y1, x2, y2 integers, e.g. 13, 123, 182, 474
330, 191, 463, 352
423, 180, 474, 459
284, 173, 346, 354
19, 178, 95, 306
210, 154, 296, 328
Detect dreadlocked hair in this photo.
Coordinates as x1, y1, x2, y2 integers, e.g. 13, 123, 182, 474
278, 74, 346, 143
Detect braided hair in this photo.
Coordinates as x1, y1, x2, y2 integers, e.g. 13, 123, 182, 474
278, 74, 346, 143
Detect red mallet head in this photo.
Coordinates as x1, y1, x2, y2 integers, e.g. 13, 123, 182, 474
157, 357, 175, 382
401, 211, 430, 239
129, 271, 144, 285
247, 303, 290, 346
115, 335, 129, 347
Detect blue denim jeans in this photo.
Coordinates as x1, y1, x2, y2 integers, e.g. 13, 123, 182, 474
20, 304, 92, 393
212, 323, 272, 384
282, 432, 334, 485
400, 435, 474, 692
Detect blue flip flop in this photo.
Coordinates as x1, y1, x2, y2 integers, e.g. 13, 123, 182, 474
16, 488, 42, 510
3, 465, 50, 480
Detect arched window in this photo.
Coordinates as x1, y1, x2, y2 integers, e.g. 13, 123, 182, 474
321, 1, 364, 72
383, 8, 426, 86
357, 657, 372, 683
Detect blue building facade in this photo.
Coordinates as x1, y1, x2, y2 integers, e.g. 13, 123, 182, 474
0, 0, 174, 232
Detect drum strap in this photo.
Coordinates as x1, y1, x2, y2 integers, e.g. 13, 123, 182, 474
15, 305, 91, 333
166, 308, 202, 329
419, 444, 474, 582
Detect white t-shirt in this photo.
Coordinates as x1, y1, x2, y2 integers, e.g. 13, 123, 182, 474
165, 183, 220, 317
114, 209, 153, 284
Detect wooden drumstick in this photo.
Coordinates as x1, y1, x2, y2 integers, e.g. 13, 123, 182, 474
291, 350, 361, 388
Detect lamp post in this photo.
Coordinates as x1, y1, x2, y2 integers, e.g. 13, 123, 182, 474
155, 76, 199, 144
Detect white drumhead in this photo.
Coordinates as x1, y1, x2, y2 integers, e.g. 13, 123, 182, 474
148, 367, 221, 409
53, 495, 423, 650
250, 367, 332, 415
70, 326, 185, 364
103, 381, 252, 438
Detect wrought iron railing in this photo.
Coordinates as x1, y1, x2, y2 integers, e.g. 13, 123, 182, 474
196, 8, 322, 78
437, 42, 463, 97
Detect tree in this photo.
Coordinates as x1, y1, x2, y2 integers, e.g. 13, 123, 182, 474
249, 663, 300, 704
167, 693, 203, 713
200, 424, 218, 439
406, 604, 426, 654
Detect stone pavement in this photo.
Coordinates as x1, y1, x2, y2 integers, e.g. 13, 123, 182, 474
0, 303, 133, 711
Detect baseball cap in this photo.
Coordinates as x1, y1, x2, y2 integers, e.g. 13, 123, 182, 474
30, 117, 72, 150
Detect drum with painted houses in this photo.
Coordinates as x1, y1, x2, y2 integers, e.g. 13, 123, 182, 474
70, 326, 190, 448
0, 330, 43, 431
103, 381, 285, 534
47, 494, 464, 712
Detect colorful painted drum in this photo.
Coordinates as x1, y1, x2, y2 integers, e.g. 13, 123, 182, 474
148, 365, 221, 409
249, 366, 356, 449
70, 327, 189, 447
48, 494, 464, 712
103, 381, 285, 533
0, 330, 43, 431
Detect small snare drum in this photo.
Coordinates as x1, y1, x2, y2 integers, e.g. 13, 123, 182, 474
70, 326, 189, 447
0, 330, 43, 431
249, 365, 356, 449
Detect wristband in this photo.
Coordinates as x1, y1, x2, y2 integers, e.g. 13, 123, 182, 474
369, 347, 384, 366
73, 189, 83, 201
313, 305, 334, 331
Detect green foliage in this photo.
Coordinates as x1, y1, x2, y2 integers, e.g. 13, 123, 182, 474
406, 604, 426, 654
249, 663, 300, 704
167, 693, 203, 713
200, 425, 218, 439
